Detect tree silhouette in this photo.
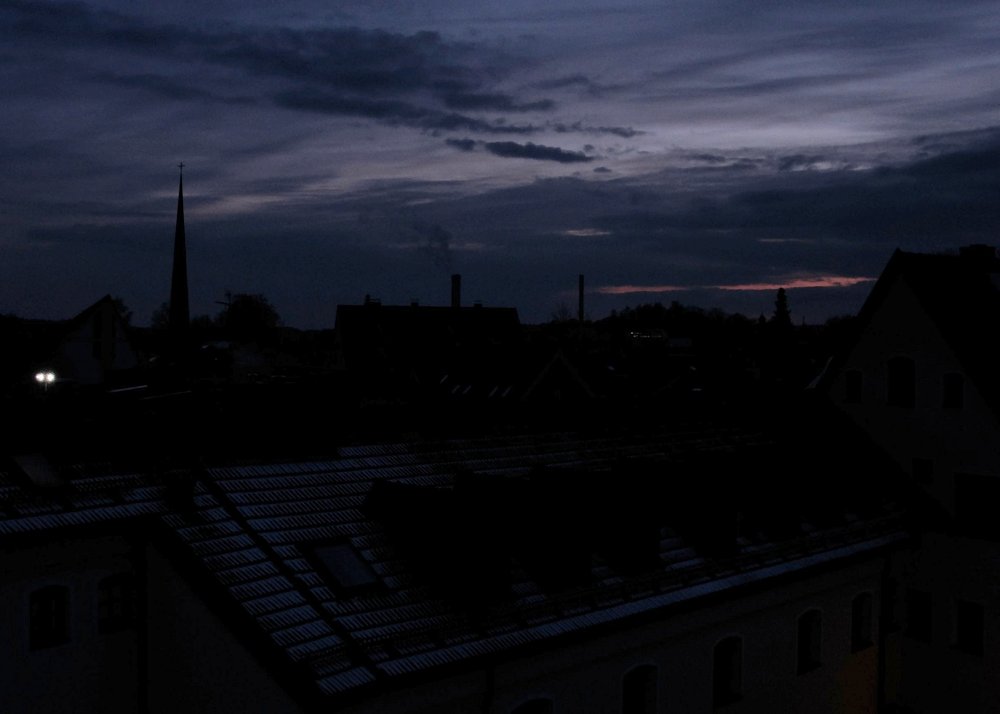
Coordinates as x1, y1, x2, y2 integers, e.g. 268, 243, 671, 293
771, 288, 792, 329
218, 292, 281, 342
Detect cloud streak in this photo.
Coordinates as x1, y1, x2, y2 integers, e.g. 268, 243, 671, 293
482, 141, 593, 163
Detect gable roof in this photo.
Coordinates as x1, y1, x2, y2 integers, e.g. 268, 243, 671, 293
816, 246, 1000, 412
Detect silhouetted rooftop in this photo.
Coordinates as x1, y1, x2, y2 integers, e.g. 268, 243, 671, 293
817, 246, 1000, 414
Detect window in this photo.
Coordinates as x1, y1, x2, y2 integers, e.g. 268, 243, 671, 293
911, 458, 933, 485
886, 356, 915, 407
797, 609, 822, 673
713, 636, 742, 707
622, 664, 657, 714
307, 541, 380, 596
30, 585, 69, 649
845, 369, 863, 404
511, 698, 553, 714
943, 372, 964, 408
851, 593, 874, 651
955, 599, 984, 655
98, 573, 136, 633
905, 589, 932, 643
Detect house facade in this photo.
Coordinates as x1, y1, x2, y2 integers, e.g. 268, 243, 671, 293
823, 245, 1000, 713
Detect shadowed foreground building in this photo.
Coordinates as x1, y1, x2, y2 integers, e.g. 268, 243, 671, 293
821, 245, 1000, 713
1, 416, 911, 713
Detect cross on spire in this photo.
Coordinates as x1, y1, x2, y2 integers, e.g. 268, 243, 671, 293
178, 161, 185, 175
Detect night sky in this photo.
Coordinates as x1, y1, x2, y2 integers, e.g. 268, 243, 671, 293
3, 1, 999, 327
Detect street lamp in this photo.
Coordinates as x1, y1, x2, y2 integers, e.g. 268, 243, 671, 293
34, 371, 56, 392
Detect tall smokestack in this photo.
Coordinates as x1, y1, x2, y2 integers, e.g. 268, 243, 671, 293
451, 274, 461, 309
578, 274, 585, 323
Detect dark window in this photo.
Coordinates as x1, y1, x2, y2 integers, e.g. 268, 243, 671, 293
98, 573, 136, 633
943, 373, 964, 408
887, 356, 915, 407
906, 589, 932, 643
912, 458, 933, 485
307, 541, 380, 596
623, 664, 657, 714
845, 369, 863, 404
797, 609, 822, 673
852, 593, 874, 651
713, 636, 742, 707
955, 600, 984, 655
511, 699, 553, 714
30, 585, 69, 649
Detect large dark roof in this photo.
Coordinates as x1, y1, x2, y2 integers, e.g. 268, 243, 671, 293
0, 459, 169, 538
149, 421, 906, 710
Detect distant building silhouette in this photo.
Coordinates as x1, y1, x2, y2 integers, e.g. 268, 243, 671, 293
8, 294, 140, 390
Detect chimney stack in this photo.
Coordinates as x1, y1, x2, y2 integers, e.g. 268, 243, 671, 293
578, 274, 585, 323
451, 274, 461, 309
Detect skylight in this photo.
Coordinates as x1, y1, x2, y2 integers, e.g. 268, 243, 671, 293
309, 542, 380, 595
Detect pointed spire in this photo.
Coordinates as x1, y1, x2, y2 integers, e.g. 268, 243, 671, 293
169, 163, 190, 341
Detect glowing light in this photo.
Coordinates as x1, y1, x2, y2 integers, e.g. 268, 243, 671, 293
35, 371, 56, 384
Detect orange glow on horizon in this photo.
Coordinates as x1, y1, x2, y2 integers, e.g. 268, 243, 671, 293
596, 284, 689, 295
596, 276, 875, 295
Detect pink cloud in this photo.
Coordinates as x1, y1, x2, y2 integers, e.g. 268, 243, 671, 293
712, 276, 875, 291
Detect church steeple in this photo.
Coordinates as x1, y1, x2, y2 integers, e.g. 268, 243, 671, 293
169, 164, 190, 339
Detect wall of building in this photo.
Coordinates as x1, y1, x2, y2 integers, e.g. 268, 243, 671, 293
144, 544, 303, 714
0, 534, 140, 714
333, 554, 889, 714
886, 533, 1000, 714
483, 556, 886, 714
59, 303, 138, 385
831, 276, 1000, 514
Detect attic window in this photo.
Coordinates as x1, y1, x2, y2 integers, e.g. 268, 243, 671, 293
886, 357, 915, 408
307, 541, 380, 596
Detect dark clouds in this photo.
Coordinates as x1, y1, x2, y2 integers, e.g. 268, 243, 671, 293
3, 1, 1000, 326
482, 142, 593, 163
444, 138, 594, 163
1, 1, 569, 137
